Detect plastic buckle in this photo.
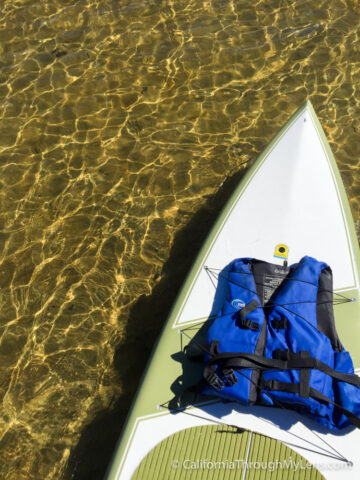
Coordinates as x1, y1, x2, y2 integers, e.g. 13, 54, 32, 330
223, 368, 238, 386
264, 379, 275, 390
206, 373, 224, 392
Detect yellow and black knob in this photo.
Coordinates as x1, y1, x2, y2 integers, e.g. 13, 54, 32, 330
274, 244, 289, 259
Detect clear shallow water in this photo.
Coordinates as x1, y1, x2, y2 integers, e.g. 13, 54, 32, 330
0, 0, 360, 478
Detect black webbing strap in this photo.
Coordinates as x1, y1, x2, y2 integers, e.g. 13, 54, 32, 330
261, 379, 360, 429
271, 317, 288, 330
206, 351, 360, 388
203, 341, 223, 391
184, 342, 210, 362
299, 350, 310, 398
273, 349, 292, 360
261, 379, 298, 393
310, 388, 360, 430
237, 299, 260, 331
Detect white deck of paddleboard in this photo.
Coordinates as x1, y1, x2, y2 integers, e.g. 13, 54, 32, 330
174, 105, 359, 328
121, 403, 360, 480
114, 103, 360, 480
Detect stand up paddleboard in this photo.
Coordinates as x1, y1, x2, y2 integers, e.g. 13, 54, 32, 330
106, 101, 360, 480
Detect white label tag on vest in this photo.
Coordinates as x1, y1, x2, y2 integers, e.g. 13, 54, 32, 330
263, 273, 286, 304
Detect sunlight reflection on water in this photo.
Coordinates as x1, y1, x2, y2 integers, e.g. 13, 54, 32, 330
0, 0, 360, 478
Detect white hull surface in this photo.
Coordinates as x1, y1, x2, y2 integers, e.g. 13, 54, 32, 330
175, 105, 357, 329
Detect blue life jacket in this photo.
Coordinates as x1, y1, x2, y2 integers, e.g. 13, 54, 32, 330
202, 256, 360, 430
